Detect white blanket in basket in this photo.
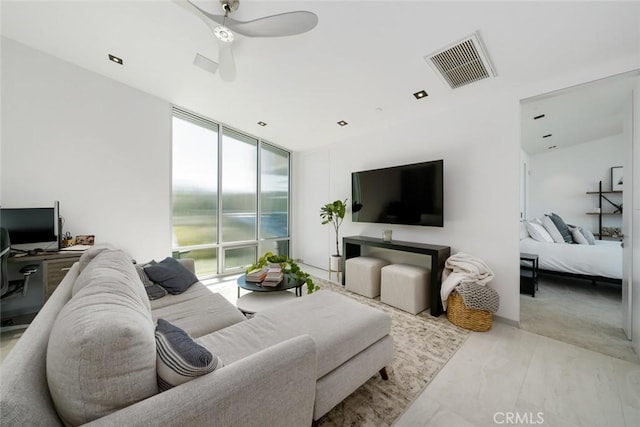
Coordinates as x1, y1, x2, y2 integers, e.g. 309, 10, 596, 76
441, 253, 494, 310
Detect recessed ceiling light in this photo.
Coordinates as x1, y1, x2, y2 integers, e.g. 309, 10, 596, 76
257, 121, 267, 127
542, 134, 552, 138
413, 90, 428, 99
533, 114, 546, 120
108, 54, 123, 65
337, 120, 348, 127
548, 145, 557, 149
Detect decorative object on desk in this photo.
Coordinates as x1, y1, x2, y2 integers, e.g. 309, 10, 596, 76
611, 166, 623, 191
245, 251, 316, 294
320, 198, 348, 271
382, 229, 392, 242
75, 235, 95, 245
60, 232, 75, 248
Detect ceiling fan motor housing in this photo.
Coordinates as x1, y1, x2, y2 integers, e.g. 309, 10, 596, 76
220, 0, 239, 13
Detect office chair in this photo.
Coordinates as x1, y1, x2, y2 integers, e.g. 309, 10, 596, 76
1, 228, 39, 332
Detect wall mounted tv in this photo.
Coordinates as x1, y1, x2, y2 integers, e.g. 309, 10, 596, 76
352, 160, 443, 227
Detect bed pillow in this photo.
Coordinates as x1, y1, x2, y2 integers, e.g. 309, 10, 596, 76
541, 216, 564, 243
526, 222, 554, 243
549, 213, 573, 243
570, 227, 589, 244
580, 227, 597, 245
519, 222, 530, 240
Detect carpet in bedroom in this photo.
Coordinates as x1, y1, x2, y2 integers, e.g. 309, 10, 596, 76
519, 273, 638, 363
313, 278, 470, 426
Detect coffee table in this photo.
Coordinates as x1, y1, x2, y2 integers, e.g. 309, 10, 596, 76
236, 274, 306, 315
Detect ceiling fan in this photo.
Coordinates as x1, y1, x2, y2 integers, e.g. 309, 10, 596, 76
178, 0, 319, 81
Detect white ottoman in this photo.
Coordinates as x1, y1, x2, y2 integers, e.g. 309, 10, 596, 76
345, 257, 390, 298
380, 264, 430, 314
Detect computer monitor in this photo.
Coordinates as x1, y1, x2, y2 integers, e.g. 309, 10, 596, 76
0, 202, 60, 251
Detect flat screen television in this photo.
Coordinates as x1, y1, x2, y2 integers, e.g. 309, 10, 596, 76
352, 160, 443, 227
0, 201, 60, 250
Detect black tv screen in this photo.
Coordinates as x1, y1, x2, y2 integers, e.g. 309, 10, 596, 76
352, 160, 443, 227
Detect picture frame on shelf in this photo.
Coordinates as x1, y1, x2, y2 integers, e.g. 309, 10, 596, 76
611, 166, 623, 191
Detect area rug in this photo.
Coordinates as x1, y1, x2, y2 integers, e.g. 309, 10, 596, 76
313, 277, 470, 426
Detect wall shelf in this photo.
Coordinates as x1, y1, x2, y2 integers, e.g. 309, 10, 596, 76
586, 180, 622, 240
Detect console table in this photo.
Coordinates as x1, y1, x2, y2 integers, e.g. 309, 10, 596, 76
342, 236, 451, 316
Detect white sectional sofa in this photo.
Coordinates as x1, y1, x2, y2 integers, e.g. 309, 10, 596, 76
0, 246, 393, 426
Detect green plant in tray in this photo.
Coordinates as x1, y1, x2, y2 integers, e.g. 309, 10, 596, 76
246, 251, 317, 294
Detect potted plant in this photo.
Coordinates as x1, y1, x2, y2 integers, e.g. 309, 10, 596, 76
320, 198, 348, 272
246, 252, 317, 294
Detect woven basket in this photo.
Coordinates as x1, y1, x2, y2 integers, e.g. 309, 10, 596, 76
446, 291, 492, 332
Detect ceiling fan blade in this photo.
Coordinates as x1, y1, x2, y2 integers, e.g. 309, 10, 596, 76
218, 41, 236, 82
175, 0, 219, 32
225, 11, 319, 38
193, 53, 219, 74
178, 1, 318, 37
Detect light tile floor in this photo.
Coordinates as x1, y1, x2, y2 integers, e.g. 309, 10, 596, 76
395, 321, 640, 427
209, 265, 640, 427
214, 265, 640, 427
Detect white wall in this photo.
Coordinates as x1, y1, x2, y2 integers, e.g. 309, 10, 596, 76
528, 135, 624, 234
292, 65, 640, 323
520, 149, 530, 220
294, 93, 523, 322
1, 38, 172, 261
292, 148, 330, 268
630, 81, 640, 354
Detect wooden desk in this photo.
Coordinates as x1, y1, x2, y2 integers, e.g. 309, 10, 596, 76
342, 236, 451, 316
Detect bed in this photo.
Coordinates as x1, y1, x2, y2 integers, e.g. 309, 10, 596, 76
519, 237, 622, 283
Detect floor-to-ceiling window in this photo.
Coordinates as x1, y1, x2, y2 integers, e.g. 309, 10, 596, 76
171, 108, 290, 277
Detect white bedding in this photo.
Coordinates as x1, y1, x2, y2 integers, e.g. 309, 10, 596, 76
519, 238, 622, 280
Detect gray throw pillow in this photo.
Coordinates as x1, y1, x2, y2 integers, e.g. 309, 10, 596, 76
579, 227, 597, 245
548, 213, 573, 243
135, 261, 168, 300
144, 257, 198, 294
155, 319, 222, 391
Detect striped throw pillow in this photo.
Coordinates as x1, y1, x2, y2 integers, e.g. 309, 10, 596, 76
155, 319, 223, 391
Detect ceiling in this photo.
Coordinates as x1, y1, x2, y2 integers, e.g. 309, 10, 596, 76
2, 1, 639, 152
521, 70, 640, 155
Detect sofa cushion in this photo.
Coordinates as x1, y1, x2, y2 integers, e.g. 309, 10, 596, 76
46, 251, 158, 426
72, 248, 151, 313
155, 319, 223, 391
144, 257, 199, 294
196, 291, 391, 378
136, 261, 168, 301
152, 289, 246, 338
77, 243, 119, 272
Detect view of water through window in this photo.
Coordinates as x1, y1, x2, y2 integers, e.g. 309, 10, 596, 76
171, 110, 290, 277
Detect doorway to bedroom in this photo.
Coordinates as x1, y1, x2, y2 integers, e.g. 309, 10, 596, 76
519, 71, 639, 363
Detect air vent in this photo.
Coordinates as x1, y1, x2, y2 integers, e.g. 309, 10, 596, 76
424, 32, 496, 89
